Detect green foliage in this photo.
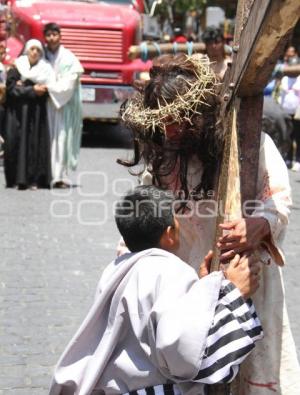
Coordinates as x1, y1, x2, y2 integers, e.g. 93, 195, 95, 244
149, 0, 211, 28
173, 0, 207, 14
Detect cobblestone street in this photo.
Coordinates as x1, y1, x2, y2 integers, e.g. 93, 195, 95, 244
1, 145, 300, 394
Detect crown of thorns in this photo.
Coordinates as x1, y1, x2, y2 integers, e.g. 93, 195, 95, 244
122, 54, 219, 134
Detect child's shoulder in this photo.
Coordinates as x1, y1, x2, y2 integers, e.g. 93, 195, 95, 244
135, 248, 198, 281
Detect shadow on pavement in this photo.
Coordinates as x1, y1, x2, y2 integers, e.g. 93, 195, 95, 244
82, 121, 133, 149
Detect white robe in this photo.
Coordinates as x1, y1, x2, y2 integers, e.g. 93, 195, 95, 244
49, 248, 262, 395
46, 45, 83, 183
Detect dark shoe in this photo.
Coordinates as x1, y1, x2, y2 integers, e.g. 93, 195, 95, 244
52, 181, 70, 189
17, 184, 27, 190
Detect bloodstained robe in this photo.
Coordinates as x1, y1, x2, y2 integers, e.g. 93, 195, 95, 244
118, 132, 299, 395
4, 67, 51, 188
149, 133, 299, 395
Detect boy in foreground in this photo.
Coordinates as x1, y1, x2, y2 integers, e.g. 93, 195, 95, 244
49, 185, 263, 395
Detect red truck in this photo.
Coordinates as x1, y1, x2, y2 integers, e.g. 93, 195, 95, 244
1, 0, 151, 121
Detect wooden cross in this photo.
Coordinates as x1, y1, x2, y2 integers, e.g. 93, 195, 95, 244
209, 1, 300, 394
212, 0, 300, 269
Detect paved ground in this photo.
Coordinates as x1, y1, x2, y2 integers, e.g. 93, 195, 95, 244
0, 133, 300, 394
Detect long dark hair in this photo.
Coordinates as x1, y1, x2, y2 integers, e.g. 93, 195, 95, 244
119, 53, 224, 201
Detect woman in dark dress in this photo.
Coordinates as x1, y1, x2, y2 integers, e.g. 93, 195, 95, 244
4, 39, 53, 189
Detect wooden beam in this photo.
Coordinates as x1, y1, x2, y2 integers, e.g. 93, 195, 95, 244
221, 0, 271, 100
210, 105, 242, 272
239, 95, 264, 203
233, 0, 255, 40
128, 42, 205, 60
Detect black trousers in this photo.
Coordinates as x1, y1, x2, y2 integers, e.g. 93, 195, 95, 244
0, 104, 5, 138
287, 118, 300, 162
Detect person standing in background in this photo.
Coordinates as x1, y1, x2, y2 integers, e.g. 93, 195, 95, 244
172, 27, 187, 44
201, 26, 232, 80
280, 46, 300, 170
284, 45, 299, 66
4, 39, 52, 189
44, 23, 83, 189
0, 41, 7, 158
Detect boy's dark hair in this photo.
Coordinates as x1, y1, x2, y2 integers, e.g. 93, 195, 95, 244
43, 23, 61, 35
115, 185, 175, 252
201, 26, 224, 43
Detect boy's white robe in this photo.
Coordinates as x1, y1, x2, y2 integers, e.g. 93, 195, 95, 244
49, 249, 262, 395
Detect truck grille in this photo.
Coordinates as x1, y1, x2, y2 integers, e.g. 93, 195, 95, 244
60, 28, 123, 64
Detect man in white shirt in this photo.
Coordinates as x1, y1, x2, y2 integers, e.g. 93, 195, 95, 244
44, 23, 83, 188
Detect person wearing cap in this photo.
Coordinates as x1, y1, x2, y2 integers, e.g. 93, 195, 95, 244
172, 27, 187, 44
4, 39, 53, 189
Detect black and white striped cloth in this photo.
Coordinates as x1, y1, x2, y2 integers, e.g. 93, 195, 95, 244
122, 280, 263, 395
194, 280, 263, 384
124, 384, 181, 395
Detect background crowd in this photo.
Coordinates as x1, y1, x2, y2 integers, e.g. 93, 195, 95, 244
263, 44, 300, 170
0, 22, 83, 190
0, 24, 300, 192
